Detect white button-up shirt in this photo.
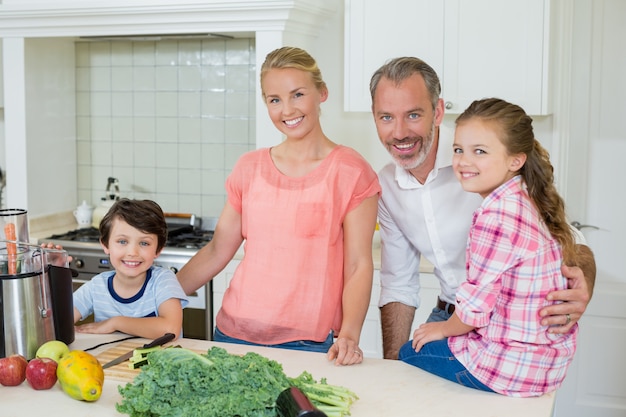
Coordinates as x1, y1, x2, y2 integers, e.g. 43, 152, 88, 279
377, 125, 482, 309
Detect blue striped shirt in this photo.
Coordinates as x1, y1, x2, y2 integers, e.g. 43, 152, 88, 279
73, 266, 188, 322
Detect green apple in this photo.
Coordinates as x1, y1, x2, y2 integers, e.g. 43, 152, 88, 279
35, 340, 70, 363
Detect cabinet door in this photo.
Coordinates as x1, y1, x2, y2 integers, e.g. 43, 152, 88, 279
211, 259, 240, 336
442, 0, 550, 115
362, 270, 442, 359
344, 0, 444, 112
0, 40, 3, 107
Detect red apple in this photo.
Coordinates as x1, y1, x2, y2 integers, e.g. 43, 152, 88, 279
25, 357, 58, 390
0, 354, 28, 386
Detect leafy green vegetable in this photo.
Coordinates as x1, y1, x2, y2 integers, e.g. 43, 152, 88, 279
128, 346, 162, 369
289, 372, 358, 417
116, 346, 357, 417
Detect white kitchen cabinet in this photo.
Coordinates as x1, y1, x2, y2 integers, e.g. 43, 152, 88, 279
0, 40, 3, 108
211, 259, 240, 338
361, 270, 440, 359
344, 0, 552, 115
343, 0, 444, 113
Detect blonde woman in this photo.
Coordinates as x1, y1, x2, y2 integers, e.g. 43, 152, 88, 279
178, 47, 380, 365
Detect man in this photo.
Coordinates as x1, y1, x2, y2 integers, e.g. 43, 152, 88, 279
369, 57, 596, 359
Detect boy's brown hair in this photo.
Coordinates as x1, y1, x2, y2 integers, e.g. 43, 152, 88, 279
99, 198, 168, 252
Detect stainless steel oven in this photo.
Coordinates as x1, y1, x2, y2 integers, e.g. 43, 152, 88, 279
39, 217, 214, 340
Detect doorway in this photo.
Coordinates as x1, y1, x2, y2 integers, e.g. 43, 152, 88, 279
553, 1, 626, 416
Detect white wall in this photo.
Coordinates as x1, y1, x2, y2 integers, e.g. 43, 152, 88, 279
24, 38, 78, 216
0, 40, 6, 208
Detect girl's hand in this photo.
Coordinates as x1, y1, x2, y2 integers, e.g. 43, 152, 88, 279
412, 322, 446, 352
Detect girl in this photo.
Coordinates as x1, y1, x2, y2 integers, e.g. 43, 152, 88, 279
177, 47, 380, 365
398, 98, 578, 396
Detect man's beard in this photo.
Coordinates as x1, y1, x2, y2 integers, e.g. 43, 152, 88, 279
392, 121, 436, 171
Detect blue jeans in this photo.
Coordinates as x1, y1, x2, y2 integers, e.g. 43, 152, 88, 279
213, 326, 334, 354
398, 339, 494, 393
426, 306, 454, 323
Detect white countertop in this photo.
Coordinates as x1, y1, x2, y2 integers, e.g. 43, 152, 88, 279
1, 333, 555, 417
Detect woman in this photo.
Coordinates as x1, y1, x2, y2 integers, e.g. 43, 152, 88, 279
177, 46, 380, 365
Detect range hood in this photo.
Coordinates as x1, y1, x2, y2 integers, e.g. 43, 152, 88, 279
78, 33, 236, 41
0, 0, 335, 39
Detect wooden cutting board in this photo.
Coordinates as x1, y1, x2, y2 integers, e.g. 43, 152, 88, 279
95, 341, 204, 382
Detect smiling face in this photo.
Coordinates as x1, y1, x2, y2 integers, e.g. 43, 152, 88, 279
261, 67, 327, 141
101, 217, 161, 281
453, 118, 526, 198
372, 73, 444, 176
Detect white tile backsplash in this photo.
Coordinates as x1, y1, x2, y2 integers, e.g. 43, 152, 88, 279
202, 144, 226, 170
156, 143, 179, 168
155, 92, 178, 117
111, 67, 133, 91
178, 117, 202, 142
129, 117, 152, 142
91, 67, 111, 91
132, 43, 156, 66
155, 118, 178, 143
178, 40, 202, 66
177, 144, 202, 169
155, 66, 178, 90
178, 92, 202, 117
202, 118, 226, 144
111, 117, 133, 141
133, 67, 156, 91
132, 142, 156, 167
133, 92, 156, 117
91, 117, 112, 140
155, 168, 178, 194
112, 142, 134, 166
179, 66, 202, 90
111, 92, 133, 117
76, 38, 255, 217
91, 92, 111, 116
155, 41, 178, 66
111, 42, 133, 66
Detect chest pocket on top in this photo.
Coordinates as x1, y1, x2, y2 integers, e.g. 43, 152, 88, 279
295, 203, 330, 238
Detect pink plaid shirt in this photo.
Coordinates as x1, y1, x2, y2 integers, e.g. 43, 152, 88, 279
448, 176, 577, 397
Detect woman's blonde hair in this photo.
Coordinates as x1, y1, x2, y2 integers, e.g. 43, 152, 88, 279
456, 98, 577, 265
260, 46, 327, 99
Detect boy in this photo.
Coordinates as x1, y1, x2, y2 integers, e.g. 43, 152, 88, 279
73, 198, 188, 339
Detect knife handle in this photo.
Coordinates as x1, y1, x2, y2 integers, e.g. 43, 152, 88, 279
143, 333, 175, 349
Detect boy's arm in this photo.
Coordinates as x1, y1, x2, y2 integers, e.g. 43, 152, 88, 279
74, 298, 184, 339
177, 202, 243, 295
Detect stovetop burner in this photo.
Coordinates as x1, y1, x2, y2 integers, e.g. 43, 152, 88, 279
47, 226, 214, 250
167, 228, 214, 249
48, 227, 100, 242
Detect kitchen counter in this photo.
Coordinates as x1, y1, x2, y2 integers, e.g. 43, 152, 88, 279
1, 333, 556, 417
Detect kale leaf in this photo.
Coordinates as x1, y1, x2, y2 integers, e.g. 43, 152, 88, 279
117, 347, 289, 417
116, 346, 356, 417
